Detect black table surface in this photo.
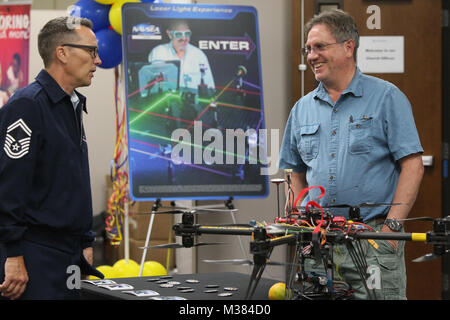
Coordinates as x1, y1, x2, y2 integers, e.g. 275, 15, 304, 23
81, 272, 279, 300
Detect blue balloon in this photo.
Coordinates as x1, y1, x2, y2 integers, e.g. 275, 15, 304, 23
96, 28, 122, 69
141, 0, 157, 3
70, 0, 111, 32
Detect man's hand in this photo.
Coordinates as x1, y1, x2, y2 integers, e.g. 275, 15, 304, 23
0, 256, 29, 300
83, 247, 93, 265
380, 224, 399, 251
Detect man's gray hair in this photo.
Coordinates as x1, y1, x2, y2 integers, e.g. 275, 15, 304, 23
305, 9, 359, 61
38, 16, 93, 68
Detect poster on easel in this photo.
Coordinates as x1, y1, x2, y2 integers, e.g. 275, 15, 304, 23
122, 3, 268, 201
0, 2, 30, 108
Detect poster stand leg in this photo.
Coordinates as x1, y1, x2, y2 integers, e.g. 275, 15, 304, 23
124, 201, 129, 263
138, 199, 162, 276
177, 197, 250, 274
224, 197, 251, 274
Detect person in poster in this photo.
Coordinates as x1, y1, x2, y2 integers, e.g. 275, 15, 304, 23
0, 3, 30, 109
5, 53, 24, 96
148, 19, 215, 91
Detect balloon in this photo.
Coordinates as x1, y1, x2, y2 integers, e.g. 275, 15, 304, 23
109, 0, 141, 35
141, 0, 156, 3
112, 259, 140, 277
70, 0, 111, 32
114, 263, 140, 277
142, 261, 167, 277
96, 28, 123, 68
113, 258, 140, 269
95, 0, 116, 4
89, 265, 117, 279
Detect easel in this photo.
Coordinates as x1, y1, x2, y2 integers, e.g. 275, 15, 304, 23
137, 197, 250, 276
137, 199, 161, 276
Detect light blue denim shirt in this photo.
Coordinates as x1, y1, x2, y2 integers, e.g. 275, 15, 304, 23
278, 68, 423, 220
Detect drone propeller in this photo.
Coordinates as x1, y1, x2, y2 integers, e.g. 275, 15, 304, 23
203, 258, 300, 267
206, 223, 254, 228
149, 208, 238, 215
328, 202, 401, 209
412, 250, 450, 263
397, 216, 435, 222
139, 242, 228, 250
266, 224, 312, 234
412, 253, 440, 263
296, 202, 401, 210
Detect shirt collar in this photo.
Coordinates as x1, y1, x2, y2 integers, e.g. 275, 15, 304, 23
313, 67, 363, 102
342, 67, 363, 97
35, 69, 87, 113
169, 42, 189, 59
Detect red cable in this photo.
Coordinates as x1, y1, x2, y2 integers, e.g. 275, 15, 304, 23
293, 186, 326, 234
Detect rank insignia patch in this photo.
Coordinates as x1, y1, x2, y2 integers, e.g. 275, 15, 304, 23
3, 118, 32, 159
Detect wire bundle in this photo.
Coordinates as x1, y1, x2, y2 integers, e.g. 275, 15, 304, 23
105, 65, 130, 246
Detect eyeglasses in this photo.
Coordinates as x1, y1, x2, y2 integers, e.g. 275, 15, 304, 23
301, 41, 346, 57
170, 30, 192, 39
62, 43, 98, 59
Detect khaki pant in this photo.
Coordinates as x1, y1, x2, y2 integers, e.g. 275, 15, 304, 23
303, 219, 407, 300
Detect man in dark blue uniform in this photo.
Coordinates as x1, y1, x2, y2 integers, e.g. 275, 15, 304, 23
0, 16, 103, 299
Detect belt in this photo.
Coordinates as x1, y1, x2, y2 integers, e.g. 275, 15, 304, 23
365, 215, 387, 225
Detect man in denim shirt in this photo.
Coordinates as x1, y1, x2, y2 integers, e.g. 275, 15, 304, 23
279, 9, 424, 299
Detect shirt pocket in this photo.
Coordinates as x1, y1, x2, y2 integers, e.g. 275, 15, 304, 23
348, 117, 373, 154
297, 123, 320, 162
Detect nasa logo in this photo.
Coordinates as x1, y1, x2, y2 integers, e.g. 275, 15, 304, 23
131, 24, 162, 40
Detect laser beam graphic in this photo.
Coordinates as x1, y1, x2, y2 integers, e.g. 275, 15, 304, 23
129, 92, 180, 125
130, 147, 234, 178
129, 129, 262, 164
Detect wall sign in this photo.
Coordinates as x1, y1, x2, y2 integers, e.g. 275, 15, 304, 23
357, 36, 404, 74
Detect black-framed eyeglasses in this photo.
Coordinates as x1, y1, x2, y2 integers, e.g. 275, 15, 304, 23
62, 43, 98, 59
301, 41, 346, 57
170, 30, 192, 39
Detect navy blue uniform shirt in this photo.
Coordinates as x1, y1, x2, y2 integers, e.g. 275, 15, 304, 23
0, 69, 94, 257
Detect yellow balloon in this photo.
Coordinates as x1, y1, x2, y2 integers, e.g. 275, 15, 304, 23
142, 261, 167, 277
109, 0, 141, 35
268, 282, 291, 300
89, 265, 116, 279
113, 260, 140, 278
95, 0, 116, 4
113, 258, 139, 269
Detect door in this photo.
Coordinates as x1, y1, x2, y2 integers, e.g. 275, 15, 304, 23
292, 0, 442, 299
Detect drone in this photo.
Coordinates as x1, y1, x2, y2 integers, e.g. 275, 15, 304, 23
142, 180, 450, 300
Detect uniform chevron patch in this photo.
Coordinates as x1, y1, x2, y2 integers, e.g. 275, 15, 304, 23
3, 118, 32, 159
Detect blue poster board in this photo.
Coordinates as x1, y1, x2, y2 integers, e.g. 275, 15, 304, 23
122, 3, 268, 201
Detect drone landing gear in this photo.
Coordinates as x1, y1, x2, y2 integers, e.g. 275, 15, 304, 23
344, 238, 377, 300
244, 227, 272, 300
